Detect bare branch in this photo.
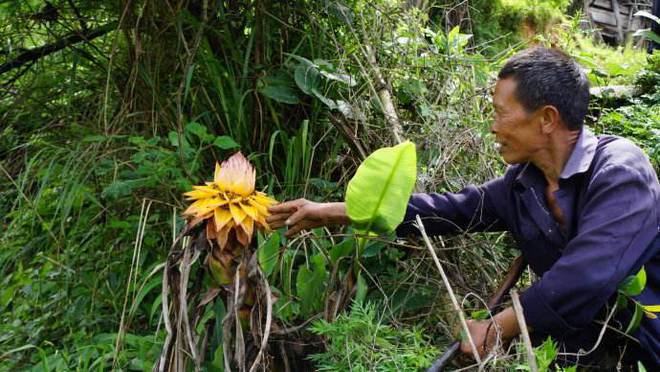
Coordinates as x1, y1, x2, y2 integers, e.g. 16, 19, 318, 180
0, 23, 116, 75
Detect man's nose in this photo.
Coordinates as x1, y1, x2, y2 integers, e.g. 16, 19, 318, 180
490, 121, 498, 134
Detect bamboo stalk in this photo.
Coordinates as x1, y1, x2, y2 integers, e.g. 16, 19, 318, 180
415, 215, 482, 364
510, 289, 537, 372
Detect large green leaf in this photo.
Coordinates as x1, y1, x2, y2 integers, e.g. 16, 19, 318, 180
258, 74, 299, 104
294, 62, 320, 95
259, 84, 299, 104
345, 141, 417, 234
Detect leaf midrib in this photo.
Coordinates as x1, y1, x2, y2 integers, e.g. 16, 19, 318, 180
362, 144, 408, 234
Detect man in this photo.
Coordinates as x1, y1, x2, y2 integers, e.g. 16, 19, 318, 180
266, 47, 659, 368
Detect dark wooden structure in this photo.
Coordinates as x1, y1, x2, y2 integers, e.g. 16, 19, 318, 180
584, 0, 654, 44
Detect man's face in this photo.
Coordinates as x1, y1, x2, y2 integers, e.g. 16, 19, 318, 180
491, 78, 545, 164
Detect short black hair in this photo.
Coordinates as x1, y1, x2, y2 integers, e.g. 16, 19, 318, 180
498, 47, 590, 131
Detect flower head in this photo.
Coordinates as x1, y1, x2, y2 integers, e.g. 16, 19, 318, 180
182, 152, 277, 250
213, 152, 255, 196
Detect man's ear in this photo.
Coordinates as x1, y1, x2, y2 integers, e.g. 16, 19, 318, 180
538, 105, 560, 134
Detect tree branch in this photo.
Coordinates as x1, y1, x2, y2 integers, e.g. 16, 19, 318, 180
0, 22, 116, 75
364, 45, 404, 144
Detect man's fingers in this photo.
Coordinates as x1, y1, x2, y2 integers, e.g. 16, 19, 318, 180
284, 220, 312, 238
265, 213, 288, 224
285, 206, 309, 228
458, 320, 489, 360
267, 219, 286, 229
268, 199, 303, 213
267, 204, 295, 213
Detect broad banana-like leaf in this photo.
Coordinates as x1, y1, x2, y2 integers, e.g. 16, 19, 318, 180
345, 141, 416, 234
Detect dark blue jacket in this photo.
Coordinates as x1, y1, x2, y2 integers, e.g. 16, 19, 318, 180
397, 129, 659, 365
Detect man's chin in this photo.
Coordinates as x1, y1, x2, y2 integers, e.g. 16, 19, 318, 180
497, 147, 523, 164
500, 154, 523, 165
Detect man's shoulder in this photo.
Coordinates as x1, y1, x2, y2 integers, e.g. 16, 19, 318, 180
589, 135, 659, 195
592, 135, 655, 177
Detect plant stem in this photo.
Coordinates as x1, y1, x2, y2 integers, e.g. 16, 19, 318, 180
511, 289, 537, 372
415, 214, 482, 364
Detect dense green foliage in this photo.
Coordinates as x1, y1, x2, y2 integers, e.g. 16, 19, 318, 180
308, 303, 438, 371
591, 51, 660, 170
467, 0, 570, 53
0, 0, 656, 371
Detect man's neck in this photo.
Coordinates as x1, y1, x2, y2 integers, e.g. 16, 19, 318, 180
531, 130, 580, 188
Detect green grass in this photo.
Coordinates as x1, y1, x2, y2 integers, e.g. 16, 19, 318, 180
308, 302, 440, 371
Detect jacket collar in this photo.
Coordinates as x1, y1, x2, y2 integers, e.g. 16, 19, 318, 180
559, 127, 598, 180
515, 128, 598, 188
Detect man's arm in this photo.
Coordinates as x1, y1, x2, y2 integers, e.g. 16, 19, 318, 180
268, 175, 513, 238
396, 175, 511, 237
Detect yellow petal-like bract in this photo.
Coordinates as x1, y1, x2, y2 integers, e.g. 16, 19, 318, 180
183, 152, 277, 252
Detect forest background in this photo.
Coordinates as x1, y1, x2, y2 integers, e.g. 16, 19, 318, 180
1, 0, 659, 370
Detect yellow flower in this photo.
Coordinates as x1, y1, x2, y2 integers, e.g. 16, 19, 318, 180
182, 152, 277, 251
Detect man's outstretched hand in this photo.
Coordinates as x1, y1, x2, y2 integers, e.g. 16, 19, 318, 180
460, 319, 496, 360
459, 307, 520, 360
266, 199, 350, 238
